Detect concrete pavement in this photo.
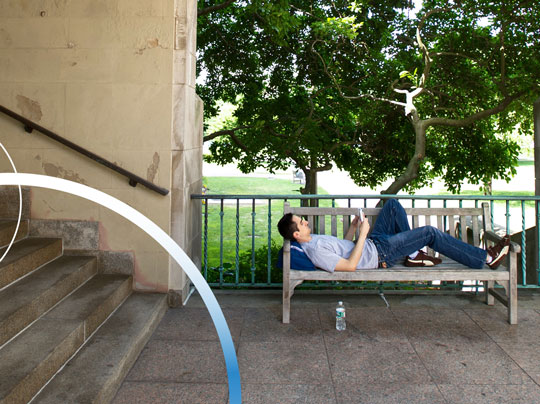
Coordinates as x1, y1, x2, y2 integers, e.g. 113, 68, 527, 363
113, 290, 540, 404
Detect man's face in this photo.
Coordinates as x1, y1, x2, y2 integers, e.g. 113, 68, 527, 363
292, 215, 310, 241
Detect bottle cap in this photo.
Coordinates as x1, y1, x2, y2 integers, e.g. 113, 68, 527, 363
338, 301, 343, 305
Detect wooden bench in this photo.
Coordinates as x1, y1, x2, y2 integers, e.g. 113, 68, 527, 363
282, 202, 520, 324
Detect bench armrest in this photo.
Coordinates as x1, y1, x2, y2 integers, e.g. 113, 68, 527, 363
484, 230, 521, 254
283, 239, 291, 278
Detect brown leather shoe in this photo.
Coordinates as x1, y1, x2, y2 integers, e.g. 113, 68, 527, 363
487, 235, 510, 269
405, 251, 442, 267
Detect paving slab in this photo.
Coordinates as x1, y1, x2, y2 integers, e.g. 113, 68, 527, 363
496, 342, 540, 385
465, 307, 540, 344
113, 382, 228, 404
126, 340, 228, 383
334, 383, 446, 404
412, 338, 532, 385
325, 337, 433, 385
319, 306, 407, 343
241, 383, 336, 404
394, 308, 490, 342
241, 307, 322, 342
151, 307, 244, 342
238, 339, 331, 385
438, 384, 540, 404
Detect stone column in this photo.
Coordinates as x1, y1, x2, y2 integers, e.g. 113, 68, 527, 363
169, 0, 203, 304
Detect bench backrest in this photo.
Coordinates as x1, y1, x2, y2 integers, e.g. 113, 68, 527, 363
283, 202, 492, 251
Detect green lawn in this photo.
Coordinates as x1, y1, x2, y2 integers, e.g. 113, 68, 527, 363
437, 190, 535, 208
203, 176, 327, 195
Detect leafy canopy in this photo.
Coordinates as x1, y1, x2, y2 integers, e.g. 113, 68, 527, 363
197, 0, 540, 194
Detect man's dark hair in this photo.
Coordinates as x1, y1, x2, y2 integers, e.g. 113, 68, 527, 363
277, 213, 298, 241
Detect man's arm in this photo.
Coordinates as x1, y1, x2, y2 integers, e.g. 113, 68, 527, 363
344, 216, 360, 241
335, 219, 370, 272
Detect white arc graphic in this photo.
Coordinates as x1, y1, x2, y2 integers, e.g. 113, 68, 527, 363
0, 142, 22, 264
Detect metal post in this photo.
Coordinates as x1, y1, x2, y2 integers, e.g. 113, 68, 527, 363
235, 199, 240, 285
534, 97, 540, 283
251, 199, 256, 284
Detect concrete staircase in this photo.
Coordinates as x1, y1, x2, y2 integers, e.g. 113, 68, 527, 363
0, 219, 167, 404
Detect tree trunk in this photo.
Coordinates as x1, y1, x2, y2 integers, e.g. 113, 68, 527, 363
301, 169, 319, 207
381, 117, 426, 195
483, 179, 493, 195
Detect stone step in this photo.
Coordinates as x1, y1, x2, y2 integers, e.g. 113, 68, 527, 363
0, 274, 132, 404
0, 255, 98, 347
0, 237, 63, 289
34, 293, 168, 404
0, 219, 28, 248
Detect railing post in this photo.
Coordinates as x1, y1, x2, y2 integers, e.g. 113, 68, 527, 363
203, 198, 208, 280
267, 199, 272, 284
251, 199, 256, 285
506, 200, 510, 234
219, 199, 224, 286
235, 199, 240, 286
522, 200, 526, 285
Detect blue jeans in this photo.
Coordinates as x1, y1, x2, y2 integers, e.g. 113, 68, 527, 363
369, 199, 487, 269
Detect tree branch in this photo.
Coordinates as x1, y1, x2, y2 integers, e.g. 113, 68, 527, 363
198, 0, 236, 17
328, 140, 359, 154
203, 125, 251, 142
415, 7, 453, 89
229, 132, 249, 153
310, 40, 407, 108
423, 92, 526, 128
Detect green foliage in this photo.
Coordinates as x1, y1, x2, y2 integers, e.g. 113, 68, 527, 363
206, 241, 282, 285
198, 0, 540, 195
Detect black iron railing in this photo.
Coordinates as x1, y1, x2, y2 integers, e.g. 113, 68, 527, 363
0, 104, 169, 195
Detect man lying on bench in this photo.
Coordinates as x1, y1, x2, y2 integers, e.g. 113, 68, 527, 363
277, 199, 510, 272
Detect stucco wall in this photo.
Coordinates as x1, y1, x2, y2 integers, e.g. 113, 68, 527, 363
0, 0, 202, 297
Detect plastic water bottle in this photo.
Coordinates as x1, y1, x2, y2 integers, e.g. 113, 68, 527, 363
336, 301, 346, 331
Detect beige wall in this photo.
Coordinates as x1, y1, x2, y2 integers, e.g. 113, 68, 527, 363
0, 0, 202, 298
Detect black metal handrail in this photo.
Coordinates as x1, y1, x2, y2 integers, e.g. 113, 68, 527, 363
0, 104, 169, 195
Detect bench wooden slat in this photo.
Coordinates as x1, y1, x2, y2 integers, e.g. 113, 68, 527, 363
437, 215, 443, 231
331, 215, 337, 236
343, 216, 349, 239
289, 268, 510, 282
472, 216, 480, 246
460, 215, 467, 242
318, 215, 325, 235
448, 216, 456, 238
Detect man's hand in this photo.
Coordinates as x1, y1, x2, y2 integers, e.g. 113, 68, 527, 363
359, 217, 370, 237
